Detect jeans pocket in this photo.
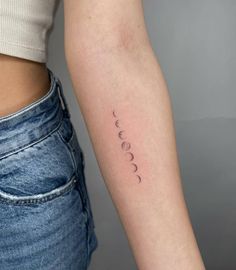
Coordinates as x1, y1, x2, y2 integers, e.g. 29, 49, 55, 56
0, 173, 78, 205
57, 114, 97, 227
0, 124, 84, 206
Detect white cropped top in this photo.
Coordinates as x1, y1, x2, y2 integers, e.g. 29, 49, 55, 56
0, 0, 60, 63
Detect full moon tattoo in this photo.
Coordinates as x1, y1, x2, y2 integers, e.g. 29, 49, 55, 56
112, 110, 142, 183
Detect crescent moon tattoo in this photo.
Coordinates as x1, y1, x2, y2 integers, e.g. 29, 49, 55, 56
131, 163, 138, 172
118, 130, 126, 140
115, 120, 120, 128
125, 152, 134, 161
136, 175, 142, 183
121, 141, 131, 151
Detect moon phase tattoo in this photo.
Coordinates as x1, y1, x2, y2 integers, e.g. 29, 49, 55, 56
112, 110, 142, 183
115, 120, 120, 128
121, 141, 131, 151
125, 152, 134, 161
118, 130, 126, 140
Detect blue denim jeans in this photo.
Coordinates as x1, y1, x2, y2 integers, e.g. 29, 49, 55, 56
0, 67, 98, 269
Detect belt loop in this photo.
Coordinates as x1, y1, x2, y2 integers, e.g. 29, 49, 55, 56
46, 66, 71, 118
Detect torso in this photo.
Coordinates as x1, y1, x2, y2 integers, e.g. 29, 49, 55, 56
0, 54, 51, 118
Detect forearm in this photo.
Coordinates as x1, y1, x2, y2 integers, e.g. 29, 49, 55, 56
66, 44, 205, 270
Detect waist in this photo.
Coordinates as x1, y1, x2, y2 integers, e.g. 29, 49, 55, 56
0, 54, 50, 117
0, 67, 67, 160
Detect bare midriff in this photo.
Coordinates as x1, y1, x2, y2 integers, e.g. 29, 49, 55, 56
0, 54, 51, 118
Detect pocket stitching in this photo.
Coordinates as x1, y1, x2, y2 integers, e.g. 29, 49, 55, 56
0, 174, 78, 205
56, 118, 74, 145
56, 126, 78, 173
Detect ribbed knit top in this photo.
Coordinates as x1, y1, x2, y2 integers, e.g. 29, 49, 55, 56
0, 0, 60, 63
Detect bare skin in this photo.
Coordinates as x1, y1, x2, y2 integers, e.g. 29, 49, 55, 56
0, 54, 50, 118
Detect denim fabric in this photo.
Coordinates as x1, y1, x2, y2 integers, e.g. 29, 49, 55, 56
0, 67, 98, 269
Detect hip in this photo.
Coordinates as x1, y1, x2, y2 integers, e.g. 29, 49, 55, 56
0, 66, 98, 269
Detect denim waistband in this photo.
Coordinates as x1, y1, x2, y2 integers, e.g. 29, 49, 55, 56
0, 67, 71, 160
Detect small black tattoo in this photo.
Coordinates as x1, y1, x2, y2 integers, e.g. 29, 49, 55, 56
115, 119, 120, 128
118, 130, 126, 140
131, 163, 138, 172
136, 175, 142, 183
112, 110, 117, 117
112, 110, 142, 183
121, 141, 131, 151
125, 152, 134, 161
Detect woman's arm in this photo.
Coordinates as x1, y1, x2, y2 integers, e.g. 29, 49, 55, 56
64, 0, 206, 269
